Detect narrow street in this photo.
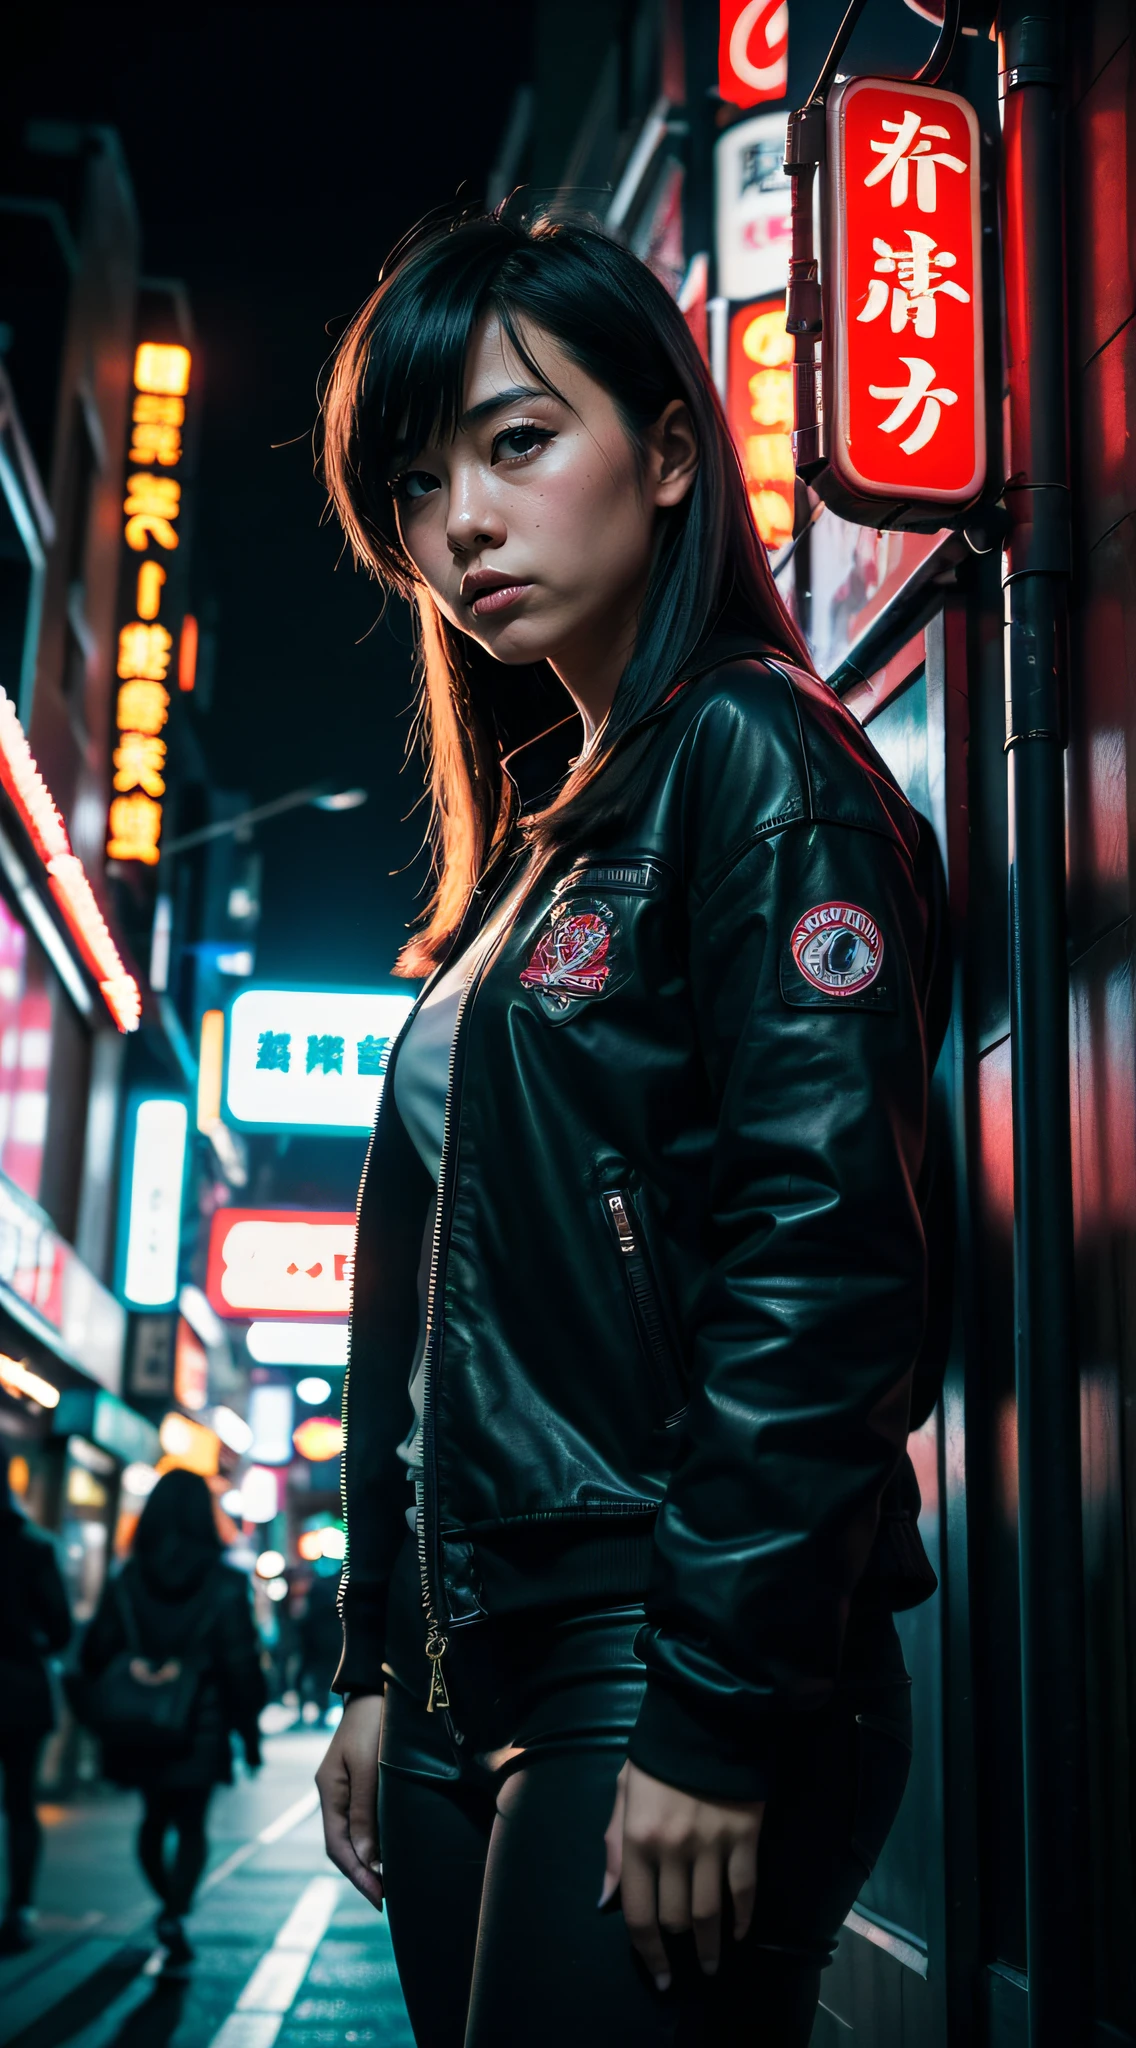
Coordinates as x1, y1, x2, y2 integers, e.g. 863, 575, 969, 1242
0, 1725, 412, 2048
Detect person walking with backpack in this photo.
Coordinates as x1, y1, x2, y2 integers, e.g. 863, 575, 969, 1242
0, 1443, 71, 1955
78, 1469, 266, 1963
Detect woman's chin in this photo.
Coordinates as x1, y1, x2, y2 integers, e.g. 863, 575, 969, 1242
470, 618, 558, 667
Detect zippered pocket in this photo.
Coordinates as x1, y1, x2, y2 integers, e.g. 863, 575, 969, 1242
602, 1189, 686, 1425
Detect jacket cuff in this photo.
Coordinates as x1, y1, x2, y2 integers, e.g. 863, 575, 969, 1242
332, 1582, 388, 1695
627, 1675, 776, 1804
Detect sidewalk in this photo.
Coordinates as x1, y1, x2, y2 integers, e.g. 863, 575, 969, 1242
0, 1726, 413, 2048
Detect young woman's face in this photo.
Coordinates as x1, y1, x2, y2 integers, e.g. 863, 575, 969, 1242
390, 316, 696, 681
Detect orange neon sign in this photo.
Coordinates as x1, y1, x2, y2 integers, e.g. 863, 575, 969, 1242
110, 338, 193, 869
726, 301, 795, 551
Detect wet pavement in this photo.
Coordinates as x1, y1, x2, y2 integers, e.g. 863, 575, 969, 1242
0, 1723, 413, 2048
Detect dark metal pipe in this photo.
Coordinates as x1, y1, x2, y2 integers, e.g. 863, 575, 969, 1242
998, 4, 1090, 2041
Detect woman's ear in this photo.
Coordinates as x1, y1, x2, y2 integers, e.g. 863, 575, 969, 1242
647, 399, 699, 510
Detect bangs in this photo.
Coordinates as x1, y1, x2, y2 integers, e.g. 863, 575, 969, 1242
323, 217, 576, 591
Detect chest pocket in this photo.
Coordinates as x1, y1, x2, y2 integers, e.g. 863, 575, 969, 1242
516, 858, 667, 1026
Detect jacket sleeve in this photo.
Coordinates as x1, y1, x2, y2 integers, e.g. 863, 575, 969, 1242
80, 1575, 126, 1676
214, 1574, 268, 1761
627, 814, 930, 1803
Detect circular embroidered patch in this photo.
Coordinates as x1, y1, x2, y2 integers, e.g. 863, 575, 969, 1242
790, 902, 883, 997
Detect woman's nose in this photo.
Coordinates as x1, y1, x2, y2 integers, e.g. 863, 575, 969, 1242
446, 468, 505, 556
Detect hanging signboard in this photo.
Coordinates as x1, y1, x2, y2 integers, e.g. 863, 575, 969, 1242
719, 1, 789, 110
821, 77, 985, 515
206, 1209, 356, 1319
715, 111, 792, 304
225, 987, 413, 1133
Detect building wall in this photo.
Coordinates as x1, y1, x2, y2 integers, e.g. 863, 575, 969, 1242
1067, 0, 1136, 2030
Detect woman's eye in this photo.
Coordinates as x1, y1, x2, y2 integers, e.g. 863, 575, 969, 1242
396, 470, 439, 502
493, 424, 552, 463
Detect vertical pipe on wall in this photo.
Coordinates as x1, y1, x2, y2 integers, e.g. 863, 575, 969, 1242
998, 4, 1090, 2041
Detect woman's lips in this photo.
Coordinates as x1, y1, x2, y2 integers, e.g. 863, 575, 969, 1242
469, 581, 532, 618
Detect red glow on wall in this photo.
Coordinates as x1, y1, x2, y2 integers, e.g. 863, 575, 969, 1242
719, 0, 788, 110
0, 691, 140, 1032
826, 77, 985, 506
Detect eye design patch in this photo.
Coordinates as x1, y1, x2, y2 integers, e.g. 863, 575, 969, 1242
789, 902, 884, 997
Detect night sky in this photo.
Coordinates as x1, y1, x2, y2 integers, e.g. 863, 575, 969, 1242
7, 5, 536, 990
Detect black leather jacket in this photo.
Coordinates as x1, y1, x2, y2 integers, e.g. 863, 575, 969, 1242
337, 650, 950, 1800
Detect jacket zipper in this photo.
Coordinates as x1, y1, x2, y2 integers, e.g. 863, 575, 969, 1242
418, 857, 531, 1713
603, 1190, 684, 1422
337, 862, 517, 1649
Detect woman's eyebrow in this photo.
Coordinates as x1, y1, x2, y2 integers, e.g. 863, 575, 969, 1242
457, 384, 550, 431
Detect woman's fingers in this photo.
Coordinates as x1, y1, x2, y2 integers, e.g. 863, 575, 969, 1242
316, 1763, 385, 1909
690, 1850, 723, 1974
598, 1762, 628, 1908
727, 1826, 759, 1943
619, 1842, 672, 1989
315, 1698, 385, 1913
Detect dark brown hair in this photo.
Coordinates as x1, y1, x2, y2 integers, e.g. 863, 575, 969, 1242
321, 210, 813, 976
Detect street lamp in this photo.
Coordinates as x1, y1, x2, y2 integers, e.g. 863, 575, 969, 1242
159, 781, 367, 859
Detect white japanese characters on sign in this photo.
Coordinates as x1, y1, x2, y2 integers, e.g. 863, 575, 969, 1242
226, 988, 414, 1131
823, 76, 985, 508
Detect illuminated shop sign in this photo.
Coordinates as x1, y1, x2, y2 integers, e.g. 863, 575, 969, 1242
719, 0, 788, 110
108, 341, 194, 869
206, 1209, 356, 1320
225, 988, 414, 1132
715, 111, 792, 304
246, 1322, 348, 1367
0, 693, 140, 1031
823, 78, 985, 507
247, 1382, 294, 1466
727, 300, 795, 551
0, 1171, 125, 1392
119, 1095, 189, 1309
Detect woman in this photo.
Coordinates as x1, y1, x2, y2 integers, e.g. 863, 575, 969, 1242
315, 211, 949, 2047
82, 1469, 265, 1963
0, 1443, 71, 1954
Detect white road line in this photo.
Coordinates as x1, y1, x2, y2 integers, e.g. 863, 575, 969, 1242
200, 1787, 321, 1895
209, 1875, 342, 2048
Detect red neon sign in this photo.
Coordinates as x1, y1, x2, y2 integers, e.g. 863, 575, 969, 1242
719, 1, 788, 110
206, 1208, 356, 1319
825, 78, 985, 506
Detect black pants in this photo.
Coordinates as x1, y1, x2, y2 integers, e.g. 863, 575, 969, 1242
0, 1735, 43, 1914
137, 1786, 213, 1916
378, 1537, 912, 2048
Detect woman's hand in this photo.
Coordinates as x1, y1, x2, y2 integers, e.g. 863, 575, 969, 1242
315, 1694, 385, 1911
600, 1760, 763, 1987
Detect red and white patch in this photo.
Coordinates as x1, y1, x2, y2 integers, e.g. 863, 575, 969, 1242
790, 902, 883, 997
520, 910, 612, 1000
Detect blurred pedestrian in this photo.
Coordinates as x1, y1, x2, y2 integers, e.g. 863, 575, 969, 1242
80, 1470, 265, 1964
0, 1441, 71, 1955
297, 1568, 342, 1723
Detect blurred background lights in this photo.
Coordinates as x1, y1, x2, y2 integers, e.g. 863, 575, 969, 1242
121, 1462, 159, 1497
255, 1549, 286, 1579
297, 1527, 325, 1561
212, 1404, 253, 1453
295, 1376, 331, 1405
319, 1525, 346, 1561
246, 1322, 348, 1367
265, 1577, 289, 1602
292, 1415, 344, 1463
220, 1488, 244, 1517
239, 1465, 278, 1524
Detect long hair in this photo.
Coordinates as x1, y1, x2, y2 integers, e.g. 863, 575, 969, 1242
321, 210, 814, 976
133, 1469, 221, 1564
